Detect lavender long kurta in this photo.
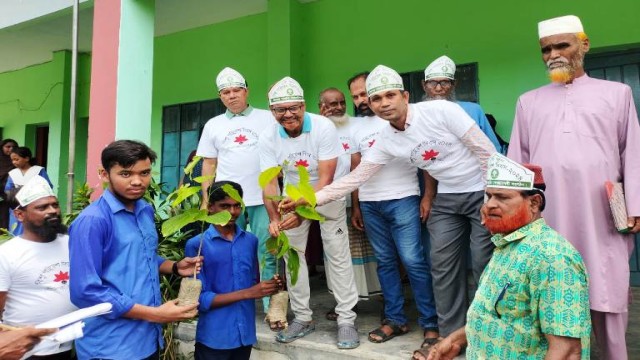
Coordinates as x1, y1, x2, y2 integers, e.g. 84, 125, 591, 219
508, 75, 640, 313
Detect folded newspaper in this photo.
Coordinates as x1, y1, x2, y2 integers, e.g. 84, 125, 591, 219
605, 181, 630, 233
21, 303, 112, 359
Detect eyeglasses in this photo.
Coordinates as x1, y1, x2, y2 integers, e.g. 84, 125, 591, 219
425, 80, 454, 88
271, 105, 303, 115
494, 281, 511, 319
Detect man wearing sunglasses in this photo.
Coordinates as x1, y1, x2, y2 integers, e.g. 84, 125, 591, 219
259, 77, 360, 350
417, 154, 590, 360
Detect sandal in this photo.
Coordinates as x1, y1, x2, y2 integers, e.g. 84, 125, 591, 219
337, 323, 360, 349
276, 319, 315, 343
411, 347, 430, 360
367, 320, 409, 343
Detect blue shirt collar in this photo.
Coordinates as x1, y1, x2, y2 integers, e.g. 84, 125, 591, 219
103, 189, 146, 215
278, 112, 312, 138
225, 105, 254, 119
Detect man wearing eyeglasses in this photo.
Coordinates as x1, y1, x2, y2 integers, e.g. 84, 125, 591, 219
196, 67, 277, 315
422, 56, 501, 151
417, 154, 590, 360
259, 77, 360, 350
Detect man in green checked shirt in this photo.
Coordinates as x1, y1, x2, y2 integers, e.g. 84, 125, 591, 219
416, 153, 590, 360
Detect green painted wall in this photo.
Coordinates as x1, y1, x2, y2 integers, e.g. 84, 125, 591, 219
0, 50, 91, 209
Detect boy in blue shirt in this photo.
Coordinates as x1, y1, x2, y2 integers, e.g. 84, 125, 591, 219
186, 181, 282, 360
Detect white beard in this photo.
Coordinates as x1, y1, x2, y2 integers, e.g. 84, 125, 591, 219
328, 114, 350, 126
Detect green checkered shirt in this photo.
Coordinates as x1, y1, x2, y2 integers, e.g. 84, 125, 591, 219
466, 218, 591, 359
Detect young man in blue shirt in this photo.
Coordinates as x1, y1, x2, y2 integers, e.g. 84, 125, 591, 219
69, 140, 202, 360
186, 180, 281, 360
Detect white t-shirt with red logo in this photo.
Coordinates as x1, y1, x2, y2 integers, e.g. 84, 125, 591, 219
334, 119, 357, 181
351, 116, 420, 201
259, 113, 341, 191
0, 234, 77, 354
364, 101, 484, 193
197, 108, 276, 206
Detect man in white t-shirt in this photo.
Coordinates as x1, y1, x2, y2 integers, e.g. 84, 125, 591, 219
260, 77, 359, 350
196, 67, 277, 313
281, 65, 497, 351
0, 176, 77, 359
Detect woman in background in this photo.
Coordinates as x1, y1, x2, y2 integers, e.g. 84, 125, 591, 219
0, 139, 18, 230
5, 146, 53, 235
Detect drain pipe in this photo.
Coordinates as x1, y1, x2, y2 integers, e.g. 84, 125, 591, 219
66, 0, 79, 214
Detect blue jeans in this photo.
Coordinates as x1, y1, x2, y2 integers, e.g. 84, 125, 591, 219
359, 195, 438, 330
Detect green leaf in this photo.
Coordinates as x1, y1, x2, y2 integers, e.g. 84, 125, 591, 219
259, 166, 282, 189
266, 195, 286, 202
298, 182, 317, 207
191, 175, 214, 184
184, 155, 202, 176
285, 183, 302, 201
170, 186, 201, 207
295, 205, 325, 221
161, 208, 204, 237
202, 210, 232, 226
265, 237, 278, 254
221, 183, 246, 213
298, 165, 310, 184
276, 233, 290, 258
287, 249, 300, 286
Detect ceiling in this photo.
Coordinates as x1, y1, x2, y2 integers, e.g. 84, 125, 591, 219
0, 0, 305, 73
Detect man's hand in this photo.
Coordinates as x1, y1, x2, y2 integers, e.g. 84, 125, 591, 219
351, 206, 365, 231
268, 213, 303, 238
627, 216, 640, 233
0, 327, 56, 360
278, 197, 308, 213
420, 196, 433, 223
176, 256, 204, 277
246, 276, 283, 299
152, 300, 198, 323
425, 337, 462, 360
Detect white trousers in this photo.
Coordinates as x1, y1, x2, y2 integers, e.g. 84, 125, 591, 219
284, 200, 358, 325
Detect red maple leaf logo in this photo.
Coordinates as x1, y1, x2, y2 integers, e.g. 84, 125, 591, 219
422, 149, 439, 161
368, 139, 376, 147
234, 134, 248, 144
295, 159, 309, 167
53, 271, 69, 283
342, 143, 350, 151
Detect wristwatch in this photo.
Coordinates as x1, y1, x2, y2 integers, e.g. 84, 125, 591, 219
172, 261, 180, 276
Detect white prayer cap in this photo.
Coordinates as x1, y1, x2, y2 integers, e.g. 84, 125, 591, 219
366, 65, 404, 97
16, 175, 56, 207
538, 15, 584, 39
424, 55, 456, 80
215, 67, 247, 91
486, 153, 535, 190
268, 77, 305, 105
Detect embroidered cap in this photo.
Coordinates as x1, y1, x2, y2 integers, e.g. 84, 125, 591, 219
16, 175, 56, 207
538, 15, 584, 39
424, 55, 456, 80
268, 77, 305, 105
216, 67, 247, 91
486, 153, 536, 190
366, 65, 404, 97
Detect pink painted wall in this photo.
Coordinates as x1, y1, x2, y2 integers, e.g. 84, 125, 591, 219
86, 0, 121, 197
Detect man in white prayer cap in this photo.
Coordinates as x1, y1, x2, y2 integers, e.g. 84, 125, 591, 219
196, 67, 277, 315
280, 65, 497, 354
422, 55, 501, 151
260, 77, 360, 349
508, 15, 640, 359
0, 176, 76, 359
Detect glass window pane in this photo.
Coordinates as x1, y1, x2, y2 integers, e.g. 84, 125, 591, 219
163, 106, 180, 133
181, 103, 199, 131
162, 132, 179, 167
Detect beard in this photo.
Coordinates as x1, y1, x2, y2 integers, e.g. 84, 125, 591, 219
423, 89, 456, 102
25, 216, 68, 242
482, 201, 532, 235
547, 48, 585, 84
328, 114, 350, 126
356, 102, 374, 117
